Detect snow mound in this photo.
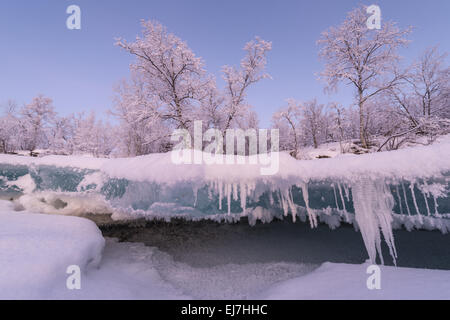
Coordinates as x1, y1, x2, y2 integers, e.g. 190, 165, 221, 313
0, 134, 449, 183
0, 201, 105, 299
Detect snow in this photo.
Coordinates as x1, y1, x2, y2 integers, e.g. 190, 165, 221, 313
0, 134, 448, 184
0, 136, 449, 268
52, 239, 189, 300
297, 141, 343, 160
99, 135, 450, 183
256, 262, 450, 300
6, 174, 36, 194
0, 200, 105, 299
15, 192, 113, 216
1, 199, 449, 300
0, 200, 185, 300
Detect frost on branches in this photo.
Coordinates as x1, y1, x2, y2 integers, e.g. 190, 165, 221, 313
317, 5, 411, 149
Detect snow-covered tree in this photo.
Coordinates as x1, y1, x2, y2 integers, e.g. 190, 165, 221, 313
272, 99, 331, 155
20, 95, 56, 154
48, 115, 75, 155
329, 102, 349, 152
379, 47, 450, 148
116, 20, 209, 131
301, 99, 327, 149
72, 112, 114, 157
407, 47, 449, 118
272, 99, 302, 157
115, 21, 271, 154
112, 74, 171, 156
317, 5, 410, 148
221, 37, 271, 132
0, 101, 21, 154
197, 80, 226, 130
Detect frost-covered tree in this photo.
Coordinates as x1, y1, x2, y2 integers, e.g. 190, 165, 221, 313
0, 101, 21, 154
112, 74, 171, 156
221, 37, 271, 132
329, 102, 349, 153
116, 20, 209, 131
20, 95, 56, 154
48, 115, 75, 155
301, 99, 327, 149
407, 47, 449, 118
379, 47, 450, 148
272, 99, 302, 157
197, 80, 225, 130
72, 112, 114, 157
272, 99, 331, 155
318, 5, 410, 148
115, 21, 271, 154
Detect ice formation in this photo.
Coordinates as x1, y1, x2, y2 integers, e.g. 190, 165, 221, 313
0, 136, 449, 264
352, 179, 397, 265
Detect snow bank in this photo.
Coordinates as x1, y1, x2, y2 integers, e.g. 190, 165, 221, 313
0, 200, 188, 300
0, 134, 449, 183
0, 201, 105, 299
100, 135, 450, 183
256, 262, 450, 300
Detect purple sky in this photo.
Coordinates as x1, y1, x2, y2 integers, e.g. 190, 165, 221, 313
0, 0, 448, 127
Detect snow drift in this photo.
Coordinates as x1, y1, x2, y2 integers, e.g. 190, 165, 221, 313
0, 201, 105, 299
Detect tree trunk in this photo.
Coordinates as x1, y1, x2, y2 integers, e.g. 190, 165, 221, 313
358, 90, 368, 149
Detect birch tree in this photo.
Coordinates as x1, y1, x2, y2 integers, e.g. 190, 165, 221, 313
317, 5, 410, 148
408, 47, 449, 118
20, 95, 56, 154
221, 37, 271, 132
116, 20, 209, 131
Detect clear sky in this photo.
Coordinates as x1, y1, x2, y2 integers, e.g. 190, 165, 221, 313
0, 0, 449, 127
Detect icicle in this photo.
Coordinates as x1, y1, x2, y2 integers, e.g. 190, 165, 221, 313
247, 182, 255, 197
286, 187, 297, 223
193, 186, 198, 207
279, 189, 289, 217
344, 185, 350, 202
239, 182, 247, 215
332, 184, 340, 210
338, 183, 347, 212
410, 182, 423, 223
433, 196, 440, 216
268, 190, 274, 206
352, 178, 397, 266
232, 183, 238, 201
421, 181, 432, 217
401, 183, 411, 216
218, 181, 223, 211
301, 183, 317, 228
208, 182, 213, 200
395, 185, 404, 215
227, 183, 231, 215
422, 189, 431, 217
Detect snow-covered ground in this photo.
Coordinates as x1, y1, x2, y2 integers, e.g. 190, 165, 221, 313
0, 200, 104, 299
1, 134, 449, 183
1, 200, 449, 300
257, 262, 450, 300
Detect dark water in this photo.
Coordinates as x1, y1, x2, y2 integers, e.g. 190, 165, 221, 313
100, 217, 450, 270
